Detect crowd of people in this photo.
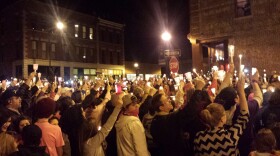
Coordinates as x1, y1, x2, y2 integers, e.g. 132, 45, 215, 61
1, 63, 280, 156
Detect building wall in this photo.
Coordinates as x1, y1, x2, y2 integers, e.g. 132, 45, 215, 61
189, 0, 280, 73
0, 0, 125, 79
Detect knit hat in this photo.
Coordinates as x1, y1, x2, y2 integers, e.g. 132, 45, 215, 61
122, 94, 138, 108
34, 97, 56, 118
22, 125, 42, 146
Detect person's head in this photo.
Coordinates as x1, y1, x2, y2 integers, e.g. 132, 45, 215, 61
271, 122, 280, 150
151, 93, 173, 114
122, 94, 140, 116
13, 115, 31, 133
133, 87, 144, 102
0, 132, 18, 155
0, 89, 22, 110
56, 96, 75, 117
71, 90, 83, 104
82, 95, 104, 120
0, 109, 12, 132
61, 87, 73, 97
59, 105, 85, 135
269, 88, 280, 106
188, 90, 212, 111
21, 125, 42, 146
253, 128, 276, 153
49, 116, 59, 126
33, 97, 56, 119
200, 103, 226, 128
214, 87, 239, 110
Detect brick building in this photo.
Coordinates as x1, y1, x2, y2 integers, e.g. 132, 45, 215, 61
188, 0, 280, 73
0, 0, 125, 80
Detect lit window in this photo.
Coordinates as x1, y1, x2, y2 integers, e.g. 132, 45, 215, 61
89, 28, 93, 39
75, 24, 79, 37
82, 26, 86, 39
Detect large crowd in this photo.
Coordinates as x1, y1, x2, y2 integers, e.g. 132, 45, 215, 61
1, 63, 280, 156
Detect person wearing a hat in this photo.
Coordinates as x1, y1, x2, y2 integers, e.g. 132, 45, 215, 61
10, 124, 49, 156
0, 89, 22, 123
34, 97, 65, 156
115, 94, 150, 156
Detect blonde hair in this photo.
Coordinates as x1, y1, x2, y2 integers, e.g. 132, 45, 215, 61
0, 132, 18, 156
200, 103, 225, 128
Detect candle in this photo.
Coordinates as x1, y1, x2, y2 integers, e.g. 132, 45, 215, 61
228, 45, 234, 63
215, 50, 219, 61
55, 76, 57, 83
239, 54, 242, 68
38, 72, 41, 79
33, 64, 38, 72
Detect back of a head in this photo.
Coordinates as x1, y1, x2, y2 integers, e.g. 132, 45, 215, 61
200, 103, 225, 128
214, 87, 237, 110
254, 128, 276, 153
188, 90, 211, 111
56, 96, 74, 116
71, 90, 82, 104
150, 93, 164, 115
33, 97, 56, 119
0, 132, 17, 155
22, 124, 42, 146
59, 105, 84, 135
269, 88, 280, 106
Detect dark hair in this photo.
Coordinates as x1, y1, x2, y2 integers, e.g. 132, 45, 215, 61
33, 97, 56, 119
59, 105, 85, 156
253, 128, 276, 153
79, 120, 97, 155
13, 115, 31, 133
0, 109, 11, 131
269, 89, 280, 106
271, 122, 280, 150
71, 90, 83, 104
56, 96, 74, 116
22, 125, 42, 146
150, 94, 164, 115
214, 87, 238, 110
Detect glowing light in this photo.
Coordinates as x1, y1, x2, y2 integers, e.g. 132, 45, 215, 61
56, 21, 64, 30
134, 63, 139, 68
161, 31, 171, 41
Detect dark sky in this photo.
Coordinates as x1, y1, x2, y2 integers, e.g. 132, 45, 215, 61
0, 0, 190, 63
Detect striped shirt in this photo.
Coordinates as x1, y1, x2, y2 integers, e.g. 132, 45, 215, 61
194, 110, 249, 156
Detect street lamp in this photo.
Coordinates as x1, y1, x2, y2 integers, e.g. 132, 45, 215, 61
48, 21, 65, 81
161, 31, 172, 77
134, 62, 139, 77
161, 31, 171, 42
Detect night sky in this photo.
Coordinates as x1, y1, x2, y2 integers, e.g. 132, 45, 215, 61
0, 0, 190, 63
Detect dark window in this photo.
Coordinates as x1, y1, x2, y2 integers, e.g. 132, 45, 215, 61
236, 0, 251, 17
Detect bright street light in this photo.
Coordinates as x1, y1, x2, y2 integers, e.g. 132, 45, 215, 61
56, 21, 64, 30
161, 31, 171, 41
134, 63, 139, 68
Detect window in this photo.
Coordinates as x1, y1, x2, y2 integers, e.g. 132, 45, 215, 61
82, 26, 86, 39
51, 43, 55, 59
76, 46, 79, 55
51, 43, 55, 52
89, 27, 93, 39
236, 0, 251, 17
42, 42, 46, 51
32, 41, 37, 50
42, 42, 47, 59
75, 24, 79, 37
83, 48, 86, 59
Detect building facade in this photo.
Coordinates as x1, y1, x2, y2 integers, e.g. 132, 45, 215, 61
188, 0, 280, 73
0, 0, 125, 80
